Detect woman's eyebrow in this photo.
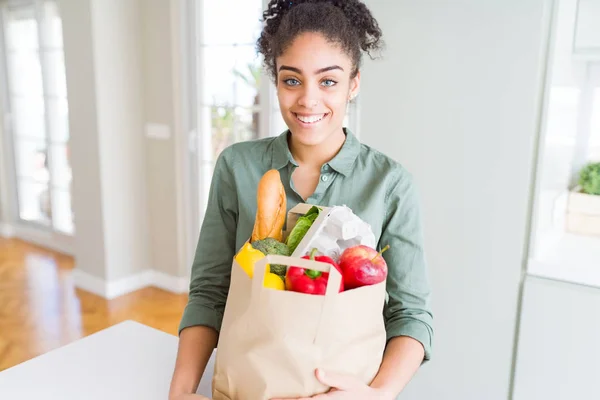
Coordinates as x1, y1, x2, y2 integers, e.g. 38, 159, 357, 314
315, 65, 344, 74
279, 65, 302, 74
278, 65, 344, 74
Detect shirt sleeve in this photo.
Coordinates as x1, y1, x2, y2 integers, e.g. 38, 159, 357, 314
380, 170, 434, 361
178, 148, 238, 336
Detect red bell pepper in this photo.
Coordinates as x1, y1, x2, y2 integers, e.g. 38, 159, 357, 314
285, 248, 344, 295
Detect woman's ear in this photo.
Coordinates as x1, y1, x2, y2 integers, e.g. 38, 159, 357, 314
349, 70, 361, 100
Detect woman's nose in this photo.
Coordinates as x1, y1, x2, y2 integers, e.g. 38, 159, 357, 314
297, 87, 319, 109
298, 98, 318, 108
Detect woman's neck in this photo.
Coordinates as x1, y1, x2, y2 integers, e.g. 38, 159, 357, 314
288, 128, 347, 169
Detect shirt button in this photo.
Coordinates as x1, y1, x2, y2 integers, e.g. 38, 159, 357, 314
321, 175, 328, 182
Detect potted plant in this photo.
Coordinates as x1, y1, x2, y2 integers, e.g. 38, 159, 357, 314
566, 162, 600, 236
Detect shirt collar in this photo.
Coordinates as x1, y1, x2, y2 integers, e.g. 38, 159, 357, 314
271, 130, 297, 170
271, 128, 361, 176
327, 128, 361, 176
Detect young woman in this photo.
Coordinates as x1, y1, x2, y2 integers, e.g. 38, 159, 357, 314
169, 1, 433, 399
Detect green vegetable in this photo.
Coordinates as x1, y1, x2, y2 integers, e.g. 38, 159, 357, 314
285, 206, 321, 254
251, 237, 291, 256
270, 265, 287, 279
579, 162, 600, 195
251, 238, 291, 277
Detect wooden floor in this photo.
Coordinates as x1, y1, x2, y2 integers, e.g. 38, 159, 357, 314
0, 237, 188, 372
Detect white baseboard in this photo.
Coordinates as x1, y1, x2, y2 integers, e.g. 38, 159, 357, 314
150, 270, 190, 293
0, 222, 15, 238
12, 223, 74, 255
73, 268, 189, 300
107, 270, 155, 299
72, 269, 111, 298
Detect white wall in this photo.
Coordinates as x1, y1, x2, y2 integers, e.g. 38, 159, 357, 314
60, 0, 152, 295
89, 0, 148, 281
60, 0, 107, 275
360, 1, 549, 398
141, 0, 186, 280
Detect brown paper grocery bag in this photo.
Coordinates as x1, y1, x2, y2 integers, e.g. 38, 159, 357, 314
212, 254, 387, 400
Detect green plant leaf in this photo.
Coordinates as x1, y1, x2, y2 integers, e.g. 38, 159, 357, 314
579, 162, 600, 195
233, 63, 261, 89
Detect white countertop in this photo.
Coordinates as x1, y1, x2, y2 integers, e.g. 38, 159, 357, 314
529, 230, 600, 289
0, 320, 215, 399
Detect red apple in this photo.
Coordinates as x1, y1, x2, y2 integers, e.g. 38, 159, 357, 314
339, 245, 390, 289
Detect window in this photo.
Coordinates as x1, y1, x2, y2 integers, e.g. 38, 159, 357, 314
1, 0, 73, 235
192, 0, 265, 221
185, 0, 359, 244
527, 0, 600, 288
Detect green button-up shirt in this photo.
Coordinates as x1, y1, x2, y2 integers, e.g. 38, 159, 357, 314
179, 129, 434, 361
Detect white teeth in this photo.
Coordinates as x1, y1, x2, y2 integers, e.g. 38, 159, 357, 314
296, 113, 326, 123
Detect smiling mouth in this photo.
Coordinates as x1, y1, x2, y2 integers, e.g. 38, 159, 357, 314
293, 113, 329, 124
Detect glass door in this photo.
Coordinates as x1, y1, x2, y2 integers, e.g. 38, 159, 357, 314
1, 0, 73, 235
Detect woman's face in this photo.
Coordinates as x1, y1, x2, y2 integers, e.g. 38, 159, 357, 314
275, 32, 360, 147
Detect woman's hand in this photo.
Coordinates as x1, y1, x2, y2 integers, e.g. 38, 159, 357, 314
271, 368, 394, 400
170, 394, 210, 400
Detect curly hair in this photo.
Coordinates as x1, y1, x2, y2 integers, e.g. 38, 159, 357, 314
257, 0, 384, 82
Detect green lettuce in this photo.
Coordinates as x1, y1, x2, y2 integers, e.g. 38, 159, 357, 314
286, 206, 321, 254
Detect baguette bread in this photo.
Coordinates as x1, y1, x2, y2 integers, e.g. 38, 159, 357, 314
251, 169, 287, 242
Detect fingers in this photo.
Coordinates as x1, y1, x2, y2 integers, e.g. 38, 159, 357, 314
270, 389, 336, 400
271, 369, 359, 400
309, 393, 337, 399
314, 368, 361, 392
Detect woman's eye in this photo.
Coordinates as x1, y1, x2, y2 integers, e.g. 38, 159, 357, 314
283, 78, 300, 86
321, 79, 337, 87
